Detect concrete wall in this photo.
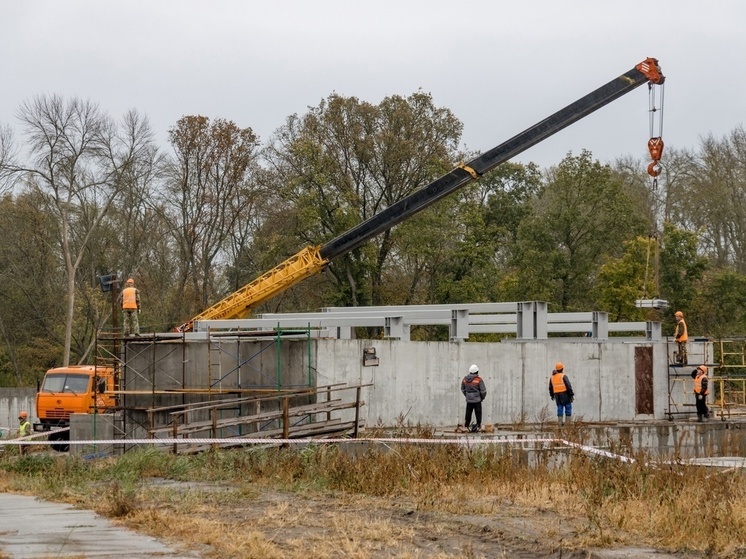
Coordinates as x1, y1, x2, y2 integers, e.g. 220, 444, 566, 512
0, 388, 36, 438
119, 336, 711, 430
70, 413, 116, 457
2, 335, 706, 437
315, 339, 673, 426
124, 337, 313, 393
122, 336, 315, 438
575, 420, 746, 459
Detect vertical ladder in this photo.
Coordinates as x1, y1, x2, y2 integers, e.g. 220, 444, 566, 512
666, 338, 712, 421
712, 339, 746, 421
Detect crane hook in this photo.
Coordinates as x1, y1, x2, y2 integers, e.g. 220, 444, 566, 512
647, 137, 664, 177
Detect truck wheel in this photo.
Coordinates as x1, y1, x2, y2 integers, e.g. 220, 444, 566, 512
48, 430, 70, 452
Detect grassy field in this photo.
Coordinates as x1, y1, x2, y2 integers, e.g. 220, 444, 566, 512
1, 432, 745, 558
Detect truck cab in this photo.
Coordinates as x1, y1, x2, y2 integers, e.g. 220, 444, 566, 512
35, 365, 117, 432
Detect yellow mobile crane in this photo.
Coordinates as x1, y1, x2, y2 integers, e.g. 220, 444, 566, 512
176, 58, 665, 333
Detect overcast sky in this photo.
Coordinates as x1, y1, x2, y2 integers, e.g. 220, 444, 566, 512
1, 0, 743, 170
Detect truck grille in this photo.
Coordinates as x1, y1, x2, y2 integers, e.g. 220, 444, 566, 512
46, 410, 71, 420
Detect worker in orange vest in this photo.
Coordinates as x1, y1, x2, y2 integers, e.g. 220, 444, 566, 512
549, 363, 574, 426
692, 365, 709, 421
674, 311, 688, 365
118, 277, 141, 336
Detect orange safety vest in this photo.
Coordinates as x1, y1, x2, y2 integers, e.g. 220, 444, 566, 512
675, 319, 688, 342
551, 372, 567, 393
122, 287, 138, 310
694, 373, 709, 395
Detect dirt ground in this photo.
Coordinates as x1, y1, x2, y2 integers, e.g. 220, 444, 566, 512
140, 481, 703, 559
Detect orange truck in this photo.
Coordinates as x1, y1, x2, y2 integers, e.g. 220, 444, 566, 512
34, 365, 117, 447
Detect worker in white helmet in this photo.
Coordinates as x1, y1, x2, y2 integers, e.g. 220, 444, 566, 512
461, 364, 487, 432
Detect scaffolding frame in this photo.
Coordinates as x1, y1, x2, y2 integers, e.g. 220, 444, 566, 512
95, 326, 321, 451
665, 337, 712, 420
666, 337, 746, 421
710, 338, 746, 421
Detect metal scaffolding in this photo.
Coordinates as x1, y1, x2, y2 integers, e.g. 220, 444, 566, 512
94, 326, 343, 451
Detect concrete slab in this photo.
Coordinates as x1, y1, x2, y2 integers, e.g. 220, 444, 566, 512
0, 492, 197, 558
681, 456, 746, 468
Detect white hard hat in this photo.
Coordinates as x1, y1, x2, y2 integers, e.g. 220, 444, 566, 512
469, 364, 479, 374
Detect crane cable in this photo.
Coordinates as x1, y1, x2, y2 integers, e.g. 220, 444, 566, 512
642, 180, 661, 300
642, 79, 665, 300
647, 80, 665, 177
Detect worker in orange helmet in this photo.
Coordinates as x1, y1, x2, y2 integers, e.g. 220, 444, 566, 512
674, 311, 688, 365
17, 411, 32, 455
549, 363, 574, 427
118, 277, 141, 336
691, 365, 709, 421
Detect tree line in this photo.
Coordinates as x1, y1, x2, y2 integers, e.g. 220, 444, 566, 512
0, 92, 745, 386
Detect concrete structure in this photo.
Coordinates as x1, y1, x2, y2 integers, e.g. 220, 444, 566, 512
0, 388, 36, 438
0, 301, 722, 454
317, 338, 672, 425
69, 412, 116, 456
120, 335, 710, 430
194, 301, 662, 342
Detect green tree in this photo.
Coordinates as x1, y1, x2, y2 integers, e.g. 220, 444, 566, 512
693, 269, 746, 337
0, 191, 63, 384
263, 91, 462, 308
508, 150, 646, 310
659, 222, 709, 331
593, 236, 657, 321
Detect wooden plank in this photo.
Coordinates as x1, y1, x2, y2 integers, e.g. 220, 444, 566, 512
171, 401, 362, 436
148, 400, 363, 436
174, 420, 364, 454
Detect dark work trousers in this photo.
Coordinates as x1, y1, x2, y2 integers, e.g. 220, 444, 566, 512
465, 402, 482, 427
695, 394, 709, 419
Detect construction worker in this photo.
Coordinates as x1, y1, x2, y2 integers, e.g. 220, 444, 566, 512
17, 411, 32, 455
549, 363, 574, 426
692, 365, 709, 421
119, 277, 141, 336
461, 364, 487, 432
674, 311, 688, 365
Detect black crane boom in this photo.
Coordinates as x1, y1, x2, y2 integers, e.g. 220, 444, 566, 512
177, 58, 664, 332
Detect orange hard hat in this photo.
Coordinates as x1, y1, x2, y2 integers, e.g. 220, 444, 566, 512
675, 311, 683, 318
555, 362, 564, 371
19, 411, 28, 419
126, 278, 135, 285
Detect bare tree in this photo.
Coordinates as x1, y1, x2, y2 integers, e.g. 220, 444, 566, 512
8, 95, 137, 365
161, 116, 260, 316
0, 124, 17, 192
682, 128, 746, 271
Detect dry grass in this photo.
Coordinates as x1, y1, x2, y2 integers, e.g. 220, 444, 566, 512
2, 436, 746, 558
